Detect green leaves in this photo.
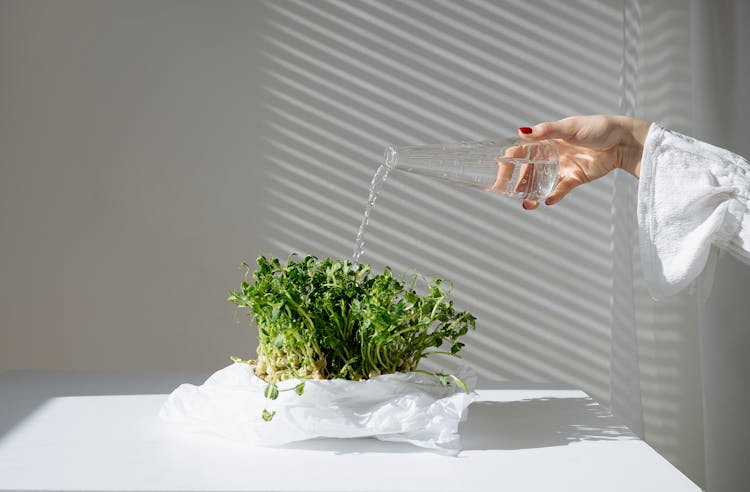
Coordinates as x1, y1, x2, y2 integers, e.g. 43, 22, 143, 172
430, 372, 470, 394
450, 374, 470, 394
264, 382, 279, 400
294, 381, 305, 396
229, 255, 475, 386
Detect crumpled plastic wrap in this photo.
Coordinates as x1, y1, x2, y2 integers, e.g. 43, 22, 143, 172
160, 362, 478, 455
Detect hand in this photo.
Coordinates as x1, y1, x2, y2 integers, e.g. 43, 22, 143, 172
516, 115, 651, 210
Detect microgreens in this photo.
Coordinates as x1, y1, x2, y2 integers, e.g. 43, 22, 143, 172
228, 255, 476, 419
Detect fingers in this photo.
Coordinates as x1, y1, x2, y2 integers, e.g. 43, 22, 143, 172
492, 144, 525, 192
502, 145, 541, 210
520, 175, 582, 210
514, 162, 534, 195
544, 175, 580, 206
492, 160, 515, 191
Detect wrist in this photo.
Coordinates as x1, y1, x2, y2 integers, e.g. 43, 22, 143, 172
618, 118, 651, 179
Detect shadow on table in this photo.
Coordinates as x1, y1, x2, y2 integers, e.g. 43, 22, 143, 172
460, 397, 637, 451
282, 436, 427, 455
1, 373, 636, 455
0, 370, 208, 442
284, 394, 636, 455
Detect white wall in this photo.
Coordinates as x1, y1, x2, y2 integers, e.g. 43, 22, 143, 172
691, 1, 750, 491
0, 0, 268, 370
634, 1, 705, 486
0, 0, 621, 383
256, 0, 622, 405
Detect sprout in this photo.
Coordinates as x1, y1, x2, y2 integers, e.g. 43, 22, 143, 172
229, 255, 476, 419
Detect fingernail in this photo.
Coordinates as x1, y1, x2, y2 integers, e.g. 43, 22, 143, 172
522, 202, 529, 210
519, 127, 532, 135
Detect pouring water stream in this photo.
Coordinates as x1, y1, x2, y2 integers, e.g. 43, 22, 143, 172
351, 163, 391, 265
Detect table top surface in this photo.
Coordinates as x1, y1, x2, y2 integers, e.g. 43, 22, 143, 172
0, 370, 700, 492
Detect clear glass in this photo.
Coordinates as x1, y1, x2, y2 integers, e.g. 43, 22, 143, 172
385, 138, 559, 201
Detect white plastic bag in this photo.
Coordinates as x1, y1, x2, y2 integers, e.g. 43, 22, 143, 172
160, 362, 478, 455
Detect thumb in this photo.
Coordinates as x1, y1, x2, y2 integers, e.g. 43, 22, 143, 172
518, 117, 582, 142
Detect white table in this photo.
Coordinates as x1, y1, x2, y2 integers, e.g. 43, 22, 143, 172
0, 370, 700, 491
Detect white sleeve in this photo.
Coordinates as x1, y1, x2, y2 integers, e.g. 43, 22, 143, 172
637, 123, 750, 300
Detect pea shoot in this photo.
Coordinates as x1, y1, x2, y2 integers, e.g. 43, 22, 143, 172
228, 255, 476, 419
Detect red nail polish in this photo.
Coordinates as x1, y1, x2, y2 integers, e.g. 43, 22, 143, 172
519, 127, 532, 134
522, 202, 529, 210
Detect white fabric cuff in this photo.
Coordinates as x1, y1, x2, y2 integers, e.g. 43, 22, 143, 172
637, 123, 750, 300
